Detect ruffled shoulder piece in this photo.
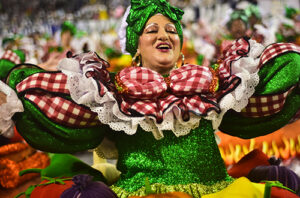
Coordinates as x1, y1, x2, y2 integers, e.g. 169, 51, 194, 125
58, 38, 264, 139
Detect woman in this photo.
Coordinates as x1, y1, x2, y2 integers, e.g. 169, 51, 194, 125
1, 0, 300, 197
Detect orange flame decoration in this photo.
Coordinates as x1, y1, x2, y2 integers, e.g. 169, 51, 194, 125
218, 136, 300, 166
217, 120, 300, 166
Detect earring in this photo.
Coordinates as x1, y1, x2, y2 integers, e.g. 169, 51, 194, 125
181, 53, 185, 66
131, 52, 141, 67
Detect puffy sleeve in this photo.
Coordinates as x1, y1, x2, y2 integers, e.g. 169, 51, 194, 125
1, 52, 112, 153
219, 42, 300, 138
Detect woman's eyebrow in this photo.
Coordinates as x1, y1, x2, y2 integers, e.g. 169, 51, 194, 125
165, 23, 176, 28
144, 23, 158, 29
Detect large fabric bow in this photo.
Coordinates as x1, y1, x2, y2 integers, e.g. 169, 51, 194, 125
115, 65, 223, 122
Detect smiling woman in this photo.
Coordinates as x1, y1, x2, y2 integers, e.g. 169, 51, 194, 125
0, 0, 300, 197
137, 14, 181, 75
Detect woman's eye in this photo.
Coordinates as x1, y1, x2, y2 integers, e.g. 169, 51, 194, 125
146, 30, 158, 33
167, 30, 177, 34
166, 27, 177, 34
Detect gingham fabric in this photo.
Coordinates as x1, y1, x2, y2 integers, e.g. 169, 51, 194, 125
240, 86, 295, 117
25, 90, 100, 128
16, 72, 101, 128
1, 50, 21, 64
16, 72, 70, 94
259, 43, 300, 68
289, 109, 300, 123
117, 65, 214, 100
70, 51, 114, 97
218, 37, 250, 80
116, 64, 229, 119
170, 64, 213, 95
118, 66, 167, 100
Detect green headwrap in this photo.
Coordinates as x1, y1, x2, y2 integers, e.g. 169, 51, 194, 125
61, 21, 77, 36
227, 10, 249, 29
285, 6, 299, 19
126, 0, 184, 56
245, 5, 261, 19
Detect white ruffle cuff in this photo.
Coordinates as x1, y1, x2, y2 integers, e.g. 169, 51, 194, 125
0, 80, 24, 138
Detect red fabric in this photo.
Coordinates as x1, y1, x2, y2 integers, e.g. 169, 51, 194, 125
30, 179, 74, 198
259, 43, 300, 68
16, 72, 70, 94
219, 38, 250, 80
228, 149, 270, 178
24, 91, 100, 128
241, 86, 295, 117
1, 50, 21, 64
117, 65, 221, 120
16, 72, 100, 128
271, 186, 300, 198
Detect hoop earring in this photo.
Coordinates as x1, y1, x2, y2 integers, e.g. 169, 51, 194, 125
181, 52, 185, 66
131, 53, 141, 67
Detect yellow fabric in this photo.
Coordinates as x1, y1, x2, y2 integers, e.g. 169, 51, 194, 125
203, 177, 265, 198
92, 151, 121, 185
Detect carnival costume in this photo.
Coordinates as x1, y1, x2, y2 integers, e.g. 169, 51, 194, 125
1, 0, 300, 197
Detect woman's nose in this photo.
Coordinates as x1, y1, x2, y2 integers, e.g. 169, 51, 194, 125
157, 29, 168, 41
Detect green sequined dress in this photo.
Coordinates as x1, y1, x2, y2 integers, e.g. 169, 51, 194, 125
1, 41, 300, 197
110, 120, 232, 197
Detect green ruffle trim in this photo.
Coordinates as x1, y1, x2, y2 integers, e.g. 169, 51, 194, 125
111, 177, 234, 198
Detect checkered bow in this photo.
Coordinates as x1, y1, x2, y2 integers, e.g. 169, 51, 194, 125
16, 72, 100, 128
117, 65, 214, 99
116, 65, 224, 121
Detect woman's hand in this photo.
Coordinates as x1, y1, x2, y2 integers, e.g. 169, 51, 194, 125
0, 91, 7, 105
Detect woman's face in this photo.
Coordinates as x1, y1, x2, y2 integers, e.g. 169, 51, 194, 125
138, 14, 181, 75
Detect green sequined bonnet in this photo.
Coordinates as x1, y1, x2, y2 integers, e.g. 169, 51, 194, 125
125, 0, 184, 56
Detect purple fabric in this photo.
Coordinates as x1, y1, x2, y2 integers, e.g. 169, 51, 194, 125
247, 165, 300, 195
60, 174, 118, 198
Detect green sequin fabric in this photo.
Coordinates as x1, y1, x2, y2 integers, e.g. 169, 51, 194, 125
109, 119, 233, 196
255, 53, 300, 94
126, 0, 184, 56
111, 180, 233, 198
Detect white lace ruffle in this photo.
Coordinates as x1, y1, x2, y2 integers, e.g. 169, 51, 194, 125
208, 39, 264, 129
0, 80, 24, 138
59, 39, 264, 140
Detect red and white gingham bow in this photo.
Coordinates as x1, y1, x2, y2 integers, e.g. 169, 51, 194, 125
115, 64, 237, 122
16, 72, 101, 128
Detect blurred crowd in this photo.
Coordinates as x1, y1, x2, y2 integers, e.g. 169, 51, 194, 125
0, 0, 299, 72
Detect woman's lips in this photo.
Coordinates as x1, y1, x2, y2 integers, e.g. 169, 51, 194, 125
156, 43, 172, 52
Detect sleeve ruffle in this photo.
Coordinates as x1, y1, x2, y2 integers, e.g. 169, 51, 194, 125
0, 80, 24, 138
